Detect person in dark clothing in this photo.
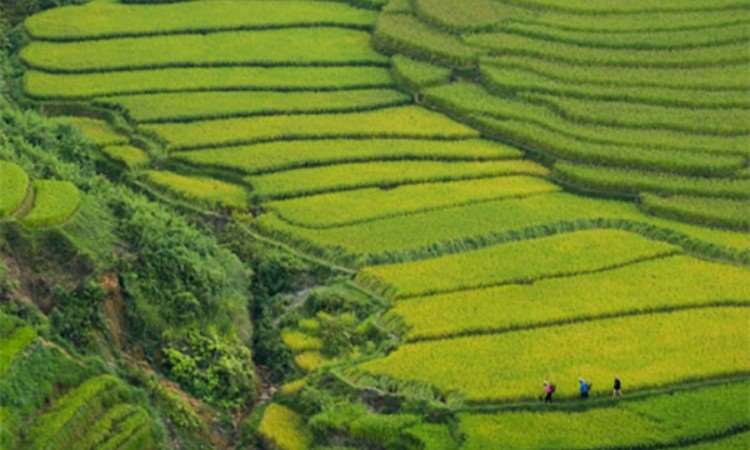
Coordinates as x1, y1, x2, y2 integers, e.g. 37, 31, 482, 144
543, 381, 555, 403
613, 377, 622, 398
579, 378, 591, 399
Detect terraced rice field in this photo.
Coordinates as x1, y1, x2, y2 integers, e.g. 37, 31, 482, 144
0, 161, 81, 228
19, 0, 750, 448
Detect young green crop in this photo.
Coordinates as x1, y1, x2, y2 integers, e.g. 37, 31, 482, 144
143, 170, 248, 210
510, 8, 750, 33
266, 175, 557, 227
174, 139, 522, 175
482, 55, 750, 91
459, 381, 750, 450
25, 0, 377, 40
496, 21, 750, 51
465, 33, 749, 68
249, 160, 547, 199
22, 28, 387, 73
497, 0, 748, 15
474, 115, 746, 177
640, 194, 750, 231
413, 0, 521, 32
423, 82, 749, 157
24, 66, 395, 99
258, 404, 313, 450
391, 54, 451, 91
21, 180, 81, 228
403, 423, 458, 450
256, 192, 750, 265
77, 404, 141, 450
144, 106, 479, 150
29, 375, 131, 450
555, 162, 750, 199
359, 307, 750, 402
358, 229, 680, 299
523, 92, 750, 137
100, 89, 410, 123
0, 161, 30, 218
481, 64, 750, 109
373, 13, 480, 68
681, 432, 750, 450
389, 255, 750, 341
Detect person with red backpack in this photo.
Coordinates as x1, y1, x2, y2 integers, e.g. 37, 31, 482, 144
542, 380, 556, 403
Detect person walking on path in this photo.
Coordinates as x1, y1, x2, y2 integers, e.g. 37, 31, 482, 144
613, 377, 622, 398
542, 381, 555, 403
579, 378, 591, 399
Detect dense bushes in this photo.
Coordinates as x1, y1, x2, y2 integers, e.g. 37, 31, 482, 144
49, 281, 104, 350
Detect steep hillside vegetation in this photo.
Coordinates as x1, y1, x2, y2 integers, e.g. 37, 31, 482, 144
1, 0, 747, 449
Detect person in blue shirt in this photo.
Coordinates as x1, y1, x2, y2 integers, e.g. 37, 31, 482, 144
579, 378, 591, 399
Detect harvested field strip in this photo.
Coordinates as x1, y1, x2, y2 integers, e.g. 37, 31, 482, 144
143, 170, 249, 210
23, 66, 395, 100
173, 139, 522, 175
357, 229, 680, 300
254, 192, 750, 265
258, 404, 312, 450
494, 21, 750, 50
56, 116, 127, 147
0, 161, 30, 217
464, 33, 749, 68
359, 307, 750, 402
424, 83, 749, 158
99, 89, 411, 123
481, 64, 750, 109
482, 56, 750, 91
20, 180, 81, 228
25, 1, 377, 41
458, 381, 750, 450
473, 116, 746, 177
0, 326, 37, 376
373, 13, 480, 68
509, 10, 750, 33
388, 255, 750, 342
523, 92, 750, 137
21, 28, 388, 73
266, 176, 559, 228
144, 106, 479, 151
248, 160, 548, 199
640, 194, 750, 232
554, 162, 750, 200
499, 0, 750, 15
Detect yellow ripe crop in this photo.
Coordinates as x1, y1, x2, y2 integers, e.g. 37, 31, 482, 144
389, 255, 750, 341
266, 175, 555, 226
143, 170, 249, 210
258, 404, 312, 450
358, 229, 679, 299
359, 307, 750, 402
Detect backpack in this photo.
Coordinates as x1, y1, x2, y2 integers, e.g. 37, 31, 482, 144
549, 384, 556, 393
